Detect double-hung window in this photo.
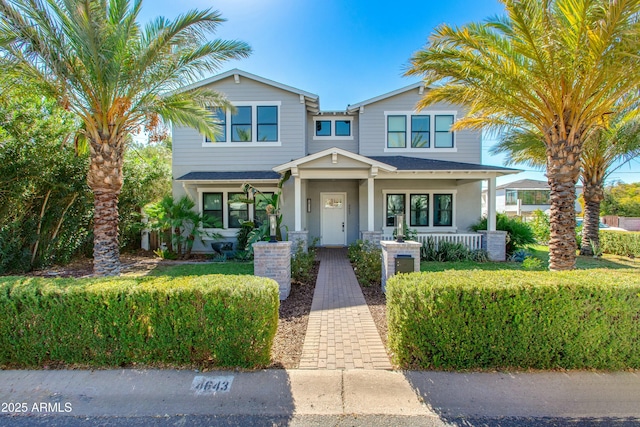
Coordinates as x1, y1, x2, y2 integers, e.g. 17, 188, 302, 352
228, 192, 249, 228
410, 194, 429, 226
386, 194, 405, 226
231, 106, 252, 142
203, 193, 223, 227
257, 106, 278, 141
411, 116, 430, 148
433, 194, 453, 226
434, 115, 454, 148
254, 192, 274, 227
384, 191, 455, 229
387, 116, 407, 148
205, 107, 227, 142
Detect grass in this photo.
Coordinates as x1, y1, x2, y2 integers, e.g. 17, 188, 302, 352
420, 245, 640, 272
149, 261, 253, 277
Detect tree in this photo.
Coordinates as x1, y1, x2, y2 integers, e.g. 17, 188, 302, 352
491, 113, 640, 255
0, 0, 250, 275
406, 0, 640, 270
601, 182, 640, 217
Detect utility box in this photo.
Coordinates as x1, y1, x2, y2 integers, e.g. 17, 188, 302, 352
395, 254, 414, 274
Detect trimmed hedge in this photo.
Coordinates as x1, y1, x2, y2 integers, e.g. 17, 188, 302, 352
0, 275, 279, 368
387, 270, 640, 370
600, 230, 640, 257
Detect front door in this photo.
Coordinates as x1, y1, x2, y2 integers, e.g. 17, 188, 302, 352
321, 192, 347, 246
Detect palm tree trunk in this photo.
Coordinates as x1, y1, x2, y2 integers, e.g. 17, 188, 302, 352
547, 143, 581, 271
580, 181, 604, 256
88, 137, 124, 276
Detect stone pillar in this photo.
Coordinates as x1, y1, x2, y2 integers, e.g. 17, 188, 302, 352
360, 231, 382, 247
253, 241, 292, 300
288, 230, 309, 254
380, 240, 421, 293
478, 230, 507, 261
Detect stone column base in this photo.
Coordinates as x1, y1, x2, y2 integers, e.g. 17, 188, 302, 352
478, 230, 507, 261
253, 241, 292, 300
288, 230, 309, 254
360, 231, 382, 247
380, 240, 421, 293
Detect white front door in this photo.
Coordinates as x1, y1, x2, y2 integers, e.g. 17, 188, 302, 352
321, 192, 347, 246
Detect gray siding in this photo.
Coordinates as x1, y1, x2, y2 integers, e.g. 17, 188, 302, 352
356, 88, 482, 164
172, 75, 306, 180
306, 114, 359, 154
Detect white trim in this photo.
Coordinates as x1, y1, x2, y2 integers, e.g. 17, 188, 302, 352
382, 189, 458, 233
273, 147, 396, 173
384, 110, 457, 151
202, 101, 282, 146
312, 116, 354, 141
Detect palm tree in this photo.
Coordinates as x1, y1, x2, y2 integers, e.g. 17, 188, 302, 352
491, 113, 640, 256
0, 0, 250, 275
406, 0, 640, 270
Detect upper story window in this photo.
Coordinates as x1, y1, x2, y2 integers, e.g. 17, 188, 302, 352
203, 102, 281, 146
386, 111, 456, 151
313, 116, 353, 140
205, 107, 227, 143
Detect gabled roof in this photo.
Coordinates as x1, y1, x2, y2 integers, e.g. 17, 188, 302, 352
176, 171, 281, 182
369, 156, 520, 173
273, 147, 397, 173
496, 179, 549, 190
346, 82, 425, 113
176, 69, 320, 113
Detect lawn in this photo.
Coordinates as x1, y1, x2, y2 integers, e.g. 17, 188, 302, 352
420, 245, 640, 272
149, 261, 254, 277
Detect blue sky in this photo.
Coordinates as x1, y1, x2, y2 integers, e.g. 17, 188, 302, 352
139, 0, 640, 185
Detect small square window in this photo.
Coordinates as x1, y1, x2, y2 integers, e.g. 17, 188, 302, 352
316, 120, 331, 136
335, 120, 351, 137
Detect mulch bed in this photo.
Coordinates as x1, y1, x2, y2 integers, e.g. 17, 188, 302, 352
360, 284, 389, 350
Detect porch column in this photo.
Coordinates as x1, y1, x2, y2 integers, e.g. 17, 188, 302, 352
367, 177, 375, 231
294, 174, 302, 231
487, 177, 497, 231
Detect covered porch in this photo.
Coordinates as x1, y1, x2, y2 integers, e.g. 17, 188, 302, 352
274, 147, 519, 257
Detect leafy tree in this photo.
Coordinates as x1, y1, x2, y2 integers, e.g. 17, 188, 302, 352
407, 0, 640, 270
491, 112, 640, 255
0, 0, 250, 275
601, 182, 640, 217
471, 214, 536, 255
0, 77, 92, 273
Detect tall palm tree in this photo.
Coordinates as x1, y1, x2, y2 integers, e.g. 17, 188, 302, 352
492, 114, 640, 256
0, 0, 250, 275
406, 0, 640, 270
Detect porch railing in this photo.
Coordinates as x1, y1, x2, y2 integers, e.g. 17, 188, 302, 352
381, 233, 483, 251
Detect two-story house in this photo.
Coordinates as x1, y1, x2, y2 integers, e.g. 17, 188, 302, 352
172, 69, 518, 253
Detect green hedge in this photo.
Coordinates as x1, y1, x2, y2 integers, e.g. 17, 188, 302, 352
387, 270, 640, 370
600, 230, 640, 257
0, 275, 279, 368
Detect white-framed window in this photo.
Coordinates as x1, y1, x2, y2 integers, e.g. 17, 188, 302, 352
383, 190, 457, 231
384, 111, 456, 152
197, 187, 277, 231
312, 116, 354, 140
203, 102, 281, 147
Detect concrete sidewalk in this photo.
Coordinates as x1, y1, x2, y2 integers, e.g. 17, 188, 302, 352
1, 368, 639, 425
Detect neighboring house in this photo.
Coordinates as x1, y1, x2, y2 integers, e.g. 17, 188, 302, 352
172, 69, 519, 252
482, 179, 583, 220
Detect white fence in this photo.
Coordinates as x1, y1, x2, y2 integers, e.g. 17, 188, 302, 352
381, 233, 483, 251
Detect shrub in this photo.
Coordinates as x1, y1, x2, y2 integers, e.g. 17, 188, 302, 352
421, 238, 489, 262
348, 240, 382, 286
0, 275, 279, 369
387, 270, 640, 370
600, 231, 640, 257
471, 214, 536, 255
529, 210, 550, 244
522, 256, 545, 270
291, 240, 317, 284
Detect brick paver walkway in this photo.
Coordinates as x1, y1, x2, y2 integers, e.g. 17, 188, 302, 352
299, 248, 392, 370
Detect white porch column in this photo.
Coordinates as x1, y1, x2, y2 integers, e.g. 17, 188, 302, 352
487, 177, 497, 231
294, 174, 302, 231
367, 177, 375, 231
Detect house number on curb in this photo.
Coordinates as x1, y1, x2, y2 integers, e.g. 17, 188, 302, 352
191, 376, 234, 395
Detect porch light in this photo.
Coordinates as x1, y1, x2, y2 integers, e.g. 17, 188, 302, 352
269, 214, 278, 242
396, 214, 405, 243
